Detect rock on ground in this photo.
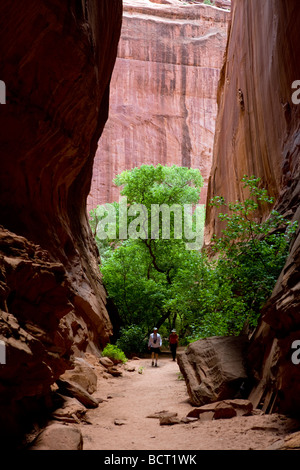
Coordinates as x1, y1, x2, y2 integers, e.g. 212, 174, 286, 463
56, 379, 99, 409
177, 335, 249, 406
52, 395, 87, 424
60, 358, 98, 395
29, 423, 83, 450
187, 399, 253, 420
267, 430, 300, 450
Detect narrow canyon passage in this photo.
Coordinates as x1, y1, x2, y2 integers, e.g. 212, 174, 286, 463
75, 354, 298, 451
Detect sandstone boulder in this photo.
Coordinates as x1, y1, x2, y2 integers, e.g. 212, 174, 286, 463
52, 395, 87, 424
107, 366, 123, 377
177, 336, 249, 406
99, 357, 115, 368
29, 423, 83, 451
56, 379, 99, 409
60, 357, 97, 395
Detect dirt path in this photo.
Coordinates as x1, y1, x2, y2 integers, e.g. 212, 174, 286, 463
78, 353, 299, 451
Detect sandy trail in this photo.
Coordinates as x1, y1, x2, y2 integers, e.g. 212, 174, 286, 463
78, 353, 299, 451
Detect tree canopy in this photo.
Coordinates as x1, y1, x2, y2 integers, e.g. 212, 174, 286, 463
89, 167, 297, 352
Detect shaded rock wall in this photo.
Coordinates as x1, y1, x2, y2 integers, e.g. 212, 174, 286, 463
205, 0, 300, 415
0, 0, 122, 441
87, 0, 230, 210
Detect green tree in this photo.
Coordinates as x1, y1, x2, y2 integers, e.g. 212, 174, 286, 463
98, 164, 204, 334
90, 171, 296, 345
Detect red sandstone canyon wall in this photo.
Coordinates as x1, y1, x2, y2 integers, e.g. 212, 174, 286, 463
205, 0, 300, 414
87, 0, 230, 211
205, 0, 300, 241
0, 0, 122, 441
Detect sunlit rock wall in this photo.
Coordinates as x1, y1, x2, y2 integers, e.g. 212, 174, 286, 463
87, 0, 230, 210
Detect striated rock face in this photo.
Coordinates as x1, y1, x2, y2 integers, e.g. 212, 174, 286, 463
205, 0, 300, 241
0, 0, 122, 442
87, 0, 230, 210
177, 335, 249, 406
205, 0, 300, 415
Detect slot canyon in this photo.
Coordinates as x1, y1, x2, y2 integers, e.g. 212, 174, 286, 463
0, 0, 300, 452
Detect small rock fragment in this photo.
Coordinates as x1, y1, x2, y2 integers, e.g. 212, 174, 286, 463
159, 416, 181, 426
114, 419, 127, 426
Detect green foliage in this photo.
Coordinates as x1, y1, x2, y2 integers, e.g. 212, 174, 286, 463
185, 176, 298, 341
101, 344, 128, 363
99, 164, 204, 331
116, 325, 148, 355
101, 240, 170, 328
114, 164, 203, 207
208, 176, 298, 327
90, 169, 296, 343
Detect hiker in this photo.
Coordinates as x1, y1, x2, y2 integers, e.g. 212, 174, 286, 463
148, 327, 162, 367
169, 329, 179, 361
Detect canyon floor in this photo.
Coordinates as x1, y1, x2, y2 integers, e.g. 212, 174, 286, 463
76, 351, 300, 451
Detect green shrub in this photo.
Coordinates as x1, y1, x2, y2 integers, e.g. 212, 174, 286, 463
116, 325, 147, 355
102, 343, 128, 363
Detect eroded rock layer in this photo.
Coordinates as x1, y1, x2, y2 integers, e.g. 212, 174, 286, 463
87, 0, 230, 210
205, 0, 300, 415
0, 0, 122, 441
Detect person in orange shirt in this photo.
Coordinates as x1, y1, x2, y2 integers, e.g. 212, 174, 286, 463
169, 329, 179, 361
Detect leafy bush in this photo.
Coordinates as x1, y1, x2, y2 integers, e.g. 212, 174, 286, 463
101, 343, 128, 363
182, 176, 298, 341
116, 325, 148, 355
